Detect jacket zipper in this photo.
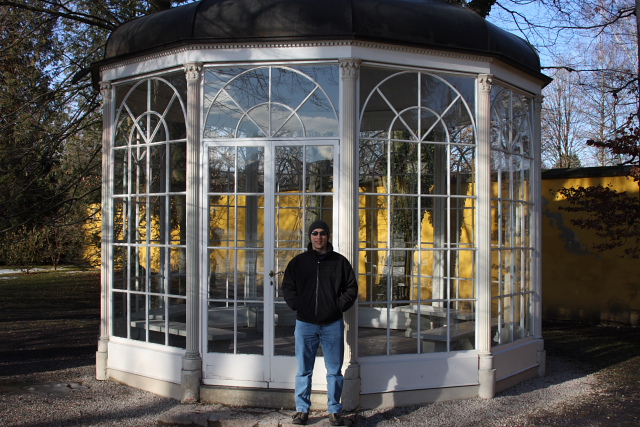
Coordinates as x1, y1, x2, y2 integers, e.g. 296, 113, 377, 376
315, 259, 320, 321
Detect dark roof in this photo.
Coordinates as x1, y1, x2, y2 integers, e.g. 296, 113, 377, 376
102, 0, 544, 77
542, 165, 635, 180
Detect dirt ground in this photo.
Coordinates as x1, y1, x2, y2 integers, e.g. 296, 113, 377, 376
0, 271, 639, 426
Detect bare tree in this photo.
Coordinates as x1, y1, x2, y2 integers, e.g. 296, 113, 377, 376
541, 66, 588, 168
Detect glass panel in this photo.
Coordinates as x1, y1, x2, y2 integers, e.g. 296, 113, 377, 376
513, 249, 523, 294
205, 91, 246, 138
276, 146, 303, 193
501, 201, 512, 247
208, 249, 235, 300
359, 195, 388, 248
389, 250, 411, 301
169, 141, 186, 192
490, 200, 500, 246
210, 196, 236, 247
390, 141, 418, 194
451, 145, 475, 178
112, 246, 127, 290
149, 196, 166, 244
114, 148, 128, 194
168, 297, 187, 349
169, 248, 186, 296
523, 249, 533, 291
456, 197, 476, 247
237, 302, 263, 355
275, 202, 303, 249
501, 250, 513, 295
207, 301, 235, 354
451, 274, 475, 300
209, 146, 236, 193
149, 246, 164, 294
421, 144, 447, 195
380, 71, 418, 115
237, 250, 264, 301
133, 196, 148, 243
131, 145, 147, 194
112, 291, 127, 338
130, 294, 146, 342
170, 196, 186, 245
491, 250, 501, 297
149, 144, 168, 193
225, 68, 270, 111
274, 302, 296, 356
268, 103, 293, 138
523, 292, 533, 338
131, 247, 147, 292
113, 200, 127, 243
243, 105, 269, 137
390, 303, 418, 355
390, 196, 419, 248
306, 145, 334, 193
237, 195, 264, 248
361, 88, 394, 136
358, 303, 390, 356
274, 250, 298, 302
148, 295, 166, 345
359, 139, 387, 194
274, 110, 304, 138
238, 147, 264, 193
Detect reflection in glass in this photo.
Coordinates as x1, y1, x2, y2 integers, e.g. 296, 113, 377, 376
359, 66, 478, 355
305, 146, 334, 193
276, 146, 303, 192
204, 65, 338, 138
111, 75, 187, 350
274, 302, 296, 356
112, 291, 127, 338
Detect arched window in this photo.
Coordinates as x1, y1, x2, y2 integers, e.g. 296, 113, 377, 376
111, 74, 188, 348
358, 68, 477, 356
490, 85, 535, 346
204, 65, 339, 138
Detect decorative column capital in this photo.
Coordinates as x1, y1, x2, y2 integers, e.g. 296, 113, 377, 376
339, 59, 361, 80
534, 94, 544, 111
99, 81, 112, 100
478, 74, 493, 92
184, 62, 203, 81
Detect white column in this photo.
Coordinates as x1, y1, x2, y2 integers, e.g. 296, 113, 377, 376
339, 58, 361, 412
181, 62, 203, 403
476, 74, 495, 399
96, 81, 113, 381
533, 94, 546, 376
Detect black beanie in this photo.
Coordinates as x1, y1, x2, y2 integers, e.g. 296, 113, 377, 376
308, 219, 330, 237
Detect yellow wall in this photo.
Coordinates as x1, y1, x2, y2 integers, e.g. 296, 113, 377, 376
542, 169, 640, 326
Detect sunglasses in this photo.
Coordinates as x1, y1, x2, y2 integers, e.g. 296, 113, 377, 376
310, 231, 328, 236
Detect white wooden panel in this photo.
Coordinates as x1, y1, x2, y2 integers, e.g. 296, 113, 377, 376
360, 352, 479, 394
493, 338, 539, 381
108, 340, 184, 384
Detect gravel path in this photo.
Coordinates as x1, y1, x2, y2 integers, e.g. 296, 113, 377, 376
0, 353, 613, 427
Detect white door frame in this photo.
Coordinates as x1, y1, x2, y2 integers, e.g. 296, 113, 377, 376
201, 138, 338, 389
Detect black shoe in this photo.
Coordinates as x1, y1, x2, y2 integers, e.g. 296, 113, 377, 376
329, 412, 345, 426
292, 412, 309, 425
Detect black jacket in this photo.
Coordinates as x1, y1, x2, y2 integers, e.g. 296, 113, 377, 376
282, 242, 358, 325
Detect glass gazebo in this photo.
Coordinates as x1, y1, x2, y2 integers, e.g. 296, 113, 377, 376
92, 0, 550, 409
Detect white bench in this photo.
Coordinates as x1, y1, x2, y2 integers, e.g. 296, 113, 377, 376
396, 305, 475, 337
413, 319, 498, 352
130, 320, 246, 346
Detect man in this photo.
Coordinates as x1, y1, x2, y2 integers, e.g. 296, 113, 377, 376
282, 219, 358, 426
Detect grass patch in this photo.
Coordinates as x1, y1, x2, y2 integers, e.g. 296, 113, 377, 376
0, 269, 100, 322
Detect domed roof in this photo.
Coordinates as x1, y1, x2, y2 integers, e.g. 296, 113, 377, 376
105, 0, 541, 74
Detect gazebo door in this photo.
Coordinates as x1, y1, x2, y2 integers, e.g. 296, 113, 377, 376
203, 140, 336, 389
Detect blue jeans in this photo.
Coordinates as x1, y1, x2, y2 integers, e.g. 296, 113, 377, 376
294, 318, 344, 413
